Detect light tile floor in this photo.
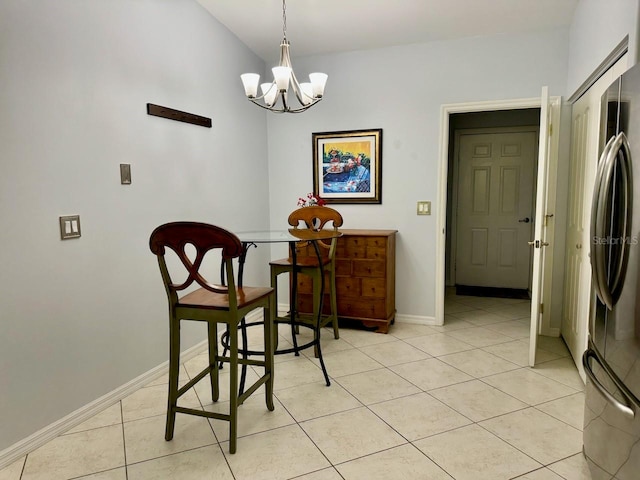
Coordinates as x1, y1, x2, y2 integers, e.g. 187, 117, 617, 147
1, 292, 595, 480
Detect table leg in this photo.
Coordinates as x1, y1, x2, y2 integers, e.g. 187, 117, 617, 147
220, 243, 253, 394
289, 241, 300, 355
311, 240, 330, 386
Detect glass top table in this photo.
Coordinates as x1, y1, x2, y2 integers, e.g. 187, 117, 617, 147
236, 229, 342, 244
224, 228, 342, 389
234, 229, 342, 287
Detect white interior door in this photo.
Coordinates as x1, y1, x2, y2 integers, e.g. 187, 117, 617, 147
561, 54, 628, 377
529, 87, 551, 366
561, 89, 592, 374
455, 129, 537, 289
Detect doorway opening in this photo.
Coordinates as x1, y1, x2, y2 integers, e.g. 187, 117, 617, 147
446, 110, 540, 300
435, 94, 562, 367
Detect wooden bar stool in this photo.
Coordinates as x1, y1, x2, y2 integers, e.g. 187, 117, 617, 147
269, 206, 343, 383
149, 221, 275, 454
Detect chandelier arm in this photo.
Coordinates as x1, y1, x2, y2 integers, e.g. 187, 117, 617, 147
279, 41, 310, 106
289, 70, 306, 105
284, 99, 322, 113
246, 96, 321, 114
247, 98, 285, 112
249, 81, 277, 102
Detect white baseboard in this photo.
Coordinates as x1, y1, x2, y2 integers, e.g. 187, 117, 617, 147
541, 326, 560, 337
277, 302, 290, 316
0, 340, 208, 470
394, 313, 439, 326
276, 305, 438, 328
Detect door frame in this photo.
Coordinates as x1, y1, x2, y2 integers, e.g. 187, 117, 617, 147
450, 126, 540, 289
436, 96, 561, 336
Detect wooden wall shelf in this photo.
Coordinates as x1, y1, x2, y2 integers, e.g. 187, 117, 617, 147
146, 103, 211, 128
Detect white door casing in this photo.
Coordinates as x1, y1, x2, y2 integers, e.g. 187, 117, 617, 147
454, 129, 537, 289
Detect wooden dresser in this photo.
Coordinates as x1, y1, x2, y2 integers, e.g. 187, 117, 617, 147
296, 229, 397, 333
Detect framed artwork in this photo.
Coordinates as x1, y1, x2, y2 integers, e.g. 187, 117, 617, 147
312, 128, 382, 204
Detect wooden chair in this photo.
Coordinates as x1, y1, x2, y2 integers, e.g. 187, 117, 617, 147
149, 222, 274, 454
270, 206, 343, 383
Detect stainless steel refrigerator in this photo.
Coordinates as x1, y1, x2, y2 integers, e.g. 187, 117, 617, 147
583, 62, 640, 479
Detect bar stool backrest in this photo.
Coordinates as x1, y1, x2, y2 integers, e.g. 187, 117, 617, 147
149, 221, 243, 305
288, 206, 343, 258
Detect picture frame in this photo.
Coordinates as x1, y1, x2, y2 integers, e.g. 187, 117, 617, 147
312, 128, 382, 204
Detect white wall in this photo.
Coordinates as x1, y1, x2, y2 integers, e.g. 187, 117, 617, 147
0, 0, 270, 450
267, 29, 570, 321
567, 0, 640, 95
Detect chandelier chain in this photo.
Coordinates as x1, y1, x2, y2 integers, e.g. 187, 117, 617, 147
282, 0, 287, 40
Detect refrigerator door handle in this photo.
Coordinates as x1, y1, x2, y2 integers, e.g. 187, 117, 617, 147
608, 132, 633, 300
583, 348, 637, 419
591, 136, 617, 307
591, 132, 633, 309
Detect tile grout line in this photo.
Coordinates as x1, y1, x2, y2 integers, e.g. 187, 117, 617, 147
120, 400, 128, 480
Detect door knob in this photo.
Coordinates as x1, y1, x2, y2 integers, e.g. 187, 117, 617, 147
576, 243, 582, 249
528, 240, 536, 246
519, 217, 531, 223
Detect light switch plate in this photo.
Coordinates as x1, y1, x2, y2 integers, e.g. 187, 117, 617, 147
59, 215, 81, 239
120, 164, 131, 184
417, 201, 431, 215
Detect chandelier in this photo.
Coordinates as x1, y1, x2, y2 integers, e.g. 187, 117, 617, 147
240, 0, 328, 114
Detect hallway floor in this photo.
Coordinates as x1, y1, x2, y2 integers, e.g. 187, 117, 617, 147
1, 292, 593, 480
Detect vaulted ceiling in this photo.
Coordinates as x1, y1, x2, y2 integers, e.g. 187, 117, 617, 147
197, 0, 579, 62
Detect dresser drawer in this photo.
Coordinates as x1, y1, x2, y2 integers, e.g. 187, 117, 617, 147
366, 237, 388, 248
365, 246, 386, 260
297, 293, 331, 315
336, 277, 361, 296
344, 243, 366, 258
361, 278, 386, 297
337, 298, 387, 319
296, 272, 332, 294
353, 259, 386, 277
335, 259, 352, 276
345, 236, 366, 249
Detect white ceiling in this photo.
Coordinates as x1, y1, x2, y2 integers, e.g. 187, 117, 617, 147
197, 0, 579, 63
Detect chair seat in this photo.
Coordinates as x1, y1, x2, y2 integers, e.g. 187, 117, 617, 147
179, 286, 273, 310
269, 256, 330, 268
